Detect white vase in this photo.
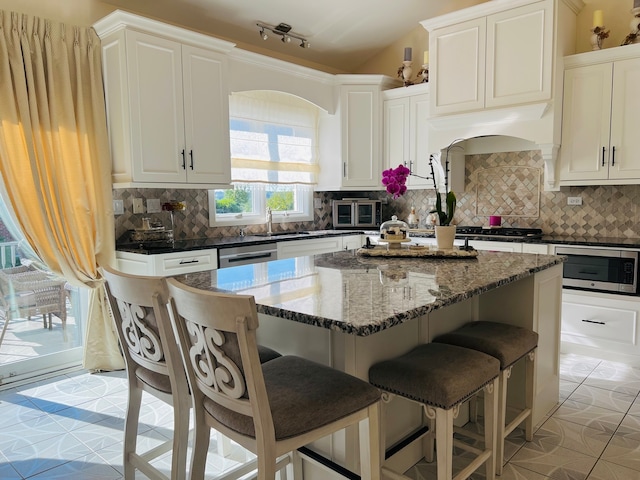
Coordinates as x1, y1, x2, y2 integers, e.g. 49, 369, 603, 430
435, 225, 456, 250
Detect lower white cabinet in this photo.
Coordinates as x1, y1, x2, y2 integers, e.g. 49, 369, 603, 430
562, 290, 640, 361
468, 240, 522, 252
277, 237, 344, 260
116, 249, 217, 276
522, 243, 549, 254
341, 235, 364, 251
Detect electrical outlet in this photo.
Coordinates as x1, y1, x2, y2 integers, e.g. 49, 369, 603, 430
113, 200, 124, 215
313, 198, 322, 209
147, 199, 162, 213
132, 198, 145, 214
427, 198, 437, 207
567, 196, 583, 206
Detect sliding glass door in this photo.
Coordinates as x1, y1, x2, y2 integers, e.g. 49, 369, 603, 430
0, 212, 87, 387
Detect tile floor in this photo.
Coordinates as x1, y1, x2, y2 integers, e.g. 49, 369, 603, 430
0, 353, 639, 479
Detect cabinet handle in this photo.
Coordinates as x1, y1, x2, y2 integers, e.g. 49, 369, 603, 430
179, 259, 199, 265
582, 319, 605, 325
611, 146, 616, 166
343, 162, 347, 178
181, 149, 186, 170
189, 150, 194, 170
601, 146, 605, 166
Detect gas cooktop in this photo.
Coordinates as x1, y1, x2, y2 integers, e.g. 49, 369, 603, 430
454, 226, 543, 239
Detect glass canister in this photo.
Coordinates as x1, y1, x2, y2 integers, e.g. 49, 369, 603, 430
380, 215, 409, 242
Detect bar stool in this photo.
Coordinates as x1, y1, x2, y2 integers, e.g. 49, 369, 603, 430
369, 343, 500, 480
433, 321, 538, 475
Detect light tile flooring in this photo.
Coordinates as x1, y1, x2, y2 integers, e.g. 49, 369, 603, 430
0, 353, 639, 479
406, 353, 640, 480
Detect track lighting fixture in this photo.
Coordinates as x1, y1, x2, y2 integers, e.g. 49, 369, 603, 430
256, 22, 310, 48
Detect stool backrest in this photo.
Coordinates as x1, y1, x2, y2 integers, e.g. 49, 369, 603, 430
102, 266, 185, 391
166, 277, 275, 442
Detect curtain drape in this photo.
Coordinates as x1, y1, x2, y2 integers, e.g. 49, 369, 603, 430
0, 10, 123, 371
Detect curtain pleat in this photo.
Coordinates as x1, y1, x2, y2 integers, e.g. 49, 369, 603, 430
0, 10, 123, 371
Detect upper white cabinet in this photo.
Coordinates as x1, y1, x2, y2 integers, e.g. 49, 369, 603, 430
317, 75, 399, 191
560, 44, 640, 185
382, 83, 433, 189
94, 11, 235, 188
422, 0, 576, 117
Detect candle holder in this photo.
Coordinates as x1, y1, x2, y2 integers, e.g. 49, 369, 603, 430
397, 61, 414, 87
622, 7, 640, 45
591, 26, 609, 50
417, 63, 429, 83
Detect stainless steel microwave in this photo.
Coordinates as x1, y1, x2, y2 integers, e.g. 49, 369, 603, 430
555, 246, 639, 294
332, 199, 382, 229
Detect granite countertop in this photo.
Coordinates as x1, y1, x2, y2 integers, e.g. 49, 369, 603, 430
116, 229, 364, 254
174, 250, 564, 336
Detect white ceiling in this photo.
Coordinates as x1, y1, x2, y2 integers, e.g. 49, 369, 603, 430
102, 0, 489, 72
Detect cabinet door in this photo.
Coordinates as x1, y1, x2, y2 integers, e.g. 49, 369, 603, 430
340, 85, 381, 188
383, 97, 410, 172
431, 17, 485, 115
486, 0, 553, 108
608, 57, 640, 180
468, 240, 522, 252
182, 45, 231, 185
559, 63, 613, 182
407, 93, 432, 187
125, 30, 186, 183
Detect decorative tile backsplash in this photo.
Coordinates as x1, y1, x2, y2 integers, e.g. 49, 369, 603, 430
113, 150, 640, 240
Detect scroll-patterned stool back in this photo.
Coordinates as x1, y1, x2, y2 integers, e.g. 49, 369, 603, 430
166, 278, 275, 442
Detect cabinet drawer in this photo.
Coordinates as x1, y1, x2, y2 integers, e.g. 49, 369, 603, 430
277, 237, 343, 259
155, 251, 217, 275
562, 301, 637, 346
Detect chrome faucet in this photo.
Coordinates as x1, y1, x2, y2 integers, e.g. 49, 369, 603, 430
266, 207, 273, 235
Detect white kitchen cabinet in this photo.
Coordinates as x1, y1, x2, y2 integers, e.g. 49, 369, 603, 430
522, 243, 549, 254
95, 11, 234, 188
382, 84, 433, 188
468, 240, 523, 252
317, 75, 398, 191
561, 290, 640, 362
426, 0, 554, 116
277, 237, 344, 260
116, 249, 218, 276
341, 235, 364, 251
560, 46, 640, 184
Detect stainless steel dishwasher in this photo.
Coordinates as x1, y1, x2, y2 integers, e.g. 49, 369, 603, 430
217, 243, 278, 268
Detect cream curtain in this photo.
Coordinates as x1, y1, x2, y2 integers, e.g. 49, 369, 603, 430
0, 10, 123, 371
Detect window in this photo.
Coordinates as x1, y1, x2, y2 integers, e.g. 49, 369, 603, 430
209, 91, 320, 227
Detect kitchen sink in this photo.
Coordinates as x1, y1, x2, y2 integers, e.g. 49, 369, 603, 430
253, 231, 310, 237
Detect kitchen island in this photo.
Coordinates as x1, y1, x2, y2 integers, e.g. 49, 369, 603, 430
175, 249, 564, 478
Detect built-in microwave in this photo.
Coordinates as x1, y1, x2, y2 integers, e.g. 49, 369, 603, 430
555, 246, 639, 294
332, 199, 382, 229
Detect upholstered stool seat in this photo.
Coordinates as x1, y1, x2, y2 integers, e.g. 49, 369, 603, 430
433, 321, 538, 475
370, 343, 500, 480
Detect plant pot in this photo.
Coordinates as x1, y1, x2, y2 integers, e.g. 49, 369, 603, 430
435, 225, 456, 250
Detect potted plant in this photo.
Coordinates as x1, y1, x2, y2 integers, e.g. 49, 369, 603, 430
428, 139, 463, 249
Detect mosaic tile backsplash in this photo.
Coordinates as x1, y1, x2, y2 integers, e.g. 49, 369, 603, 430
113, 150, 640, 241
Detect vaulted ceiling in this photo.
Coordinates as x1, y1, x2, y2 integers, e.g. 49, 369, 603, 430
103, 0, 489, 72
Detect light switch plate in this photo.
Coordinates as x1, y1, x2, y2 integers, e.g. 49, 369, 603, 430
113, 200, 124, 215
567, 196, 582, 206
132, 198, 145, 214
147, 198, 162, 213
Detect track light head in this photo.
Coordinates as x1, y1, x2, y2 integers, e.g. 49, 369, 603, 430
257, 22, 308, 50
